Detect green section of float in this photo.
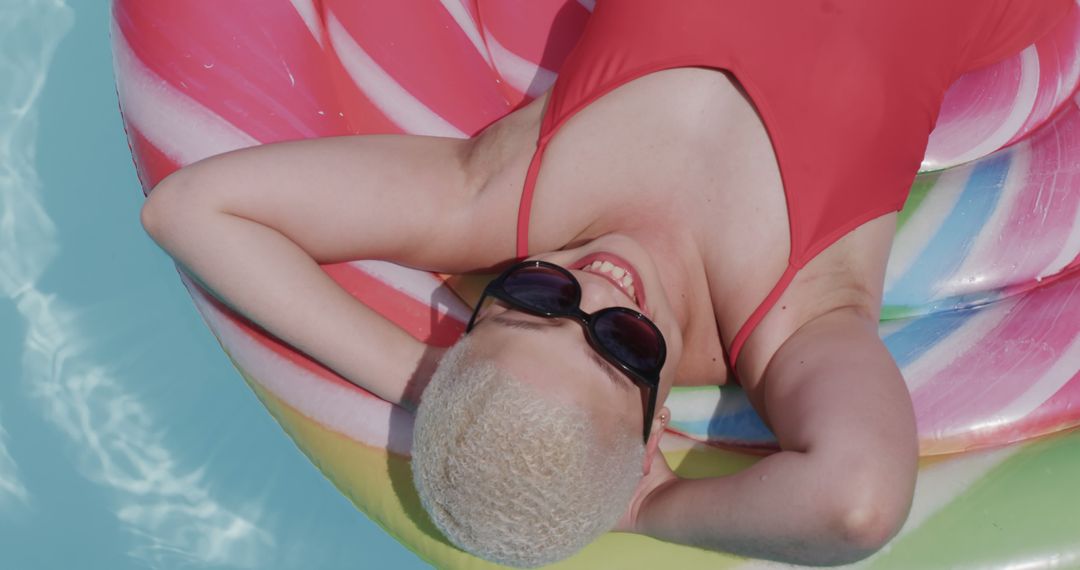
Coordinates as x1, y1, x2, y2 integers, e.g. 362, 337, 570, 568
897, 171, 941, 233
238, 370, 473, 568
867, 427, 1080, 570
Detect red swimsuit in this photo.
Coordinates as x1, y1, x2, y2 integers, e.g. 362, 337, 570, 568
515, 0, 1074, 368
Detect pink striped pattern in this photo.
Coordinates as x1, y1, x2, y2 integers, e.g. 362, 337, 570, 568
910, 271, 1080, 454
986, 106, 1080, 282
477, 0, 589, 99
324, 0, 508, 135
115, 1, 348, 144
1010, 4, 1080, 143
183, 273, 415, 455
925, 50, 1028, 169
922, 0, 1080, 170
884, 100, 1080, 313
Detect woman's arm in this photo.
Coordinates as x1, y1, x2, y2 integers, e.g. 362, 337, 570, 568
626, 308, 918, 566
141, 133, 525, 408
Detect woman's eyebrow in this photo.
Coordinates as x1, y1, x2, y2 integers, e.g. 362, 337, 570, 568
489, 315, 630, 390
490, 315, 555, 330
585, 350, 633, 392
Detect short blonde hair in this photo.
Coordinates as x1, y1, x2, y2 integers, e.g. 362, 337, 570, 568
411, 337, 645, 568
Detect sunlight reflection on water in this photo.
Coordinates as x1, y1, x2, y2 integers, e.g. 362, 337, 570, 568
1, 1, 274, 567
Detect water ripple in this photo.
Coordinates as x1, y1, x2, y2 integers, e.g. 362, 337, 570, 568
0, 410, 29, 508
1, 1, 275, 567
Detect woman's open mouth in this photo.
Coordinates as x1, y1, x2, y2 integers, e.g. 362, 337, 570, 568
571, 252, 649, 316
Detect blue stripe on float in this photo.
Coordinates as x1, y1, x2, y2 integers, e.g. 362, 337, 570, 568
883, 308, 975, 369
685, 299, 992, 444
671, 387, 777, 444
886, 152, 1012, 307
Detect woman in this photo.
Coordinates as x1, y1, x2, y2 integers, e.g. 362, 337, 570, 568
140, 1, 1073, 566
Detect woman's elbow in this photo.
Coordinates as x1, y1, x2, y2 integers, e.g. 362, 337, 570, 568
140, 167, 214, 247
819, 469, 913, 565
140, 187, 168, 244
830, 499, 905, 562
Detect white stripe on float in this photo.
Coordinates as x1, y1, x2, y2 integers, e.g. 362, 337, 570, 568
112, 24, 259, 166
438, 0, 493, 67
1018, 10, 1080, 139
883, 167, 971, 294
985, 309, 1080, 430
1060, 5, 1080, 102
1039, 212, 1080, 280
665, 387, 724, 426
325, 11, 466, 138
855, 443, 1022, 568
901, 304, 1011, 393
184, 275, 413, 455
732, 442, 1022, 570
350, 260, 474, 323
946, 46, 1041, 167
483, 27, 557, 98
951, 143, 1031, 288
287, 0, 325, 48
894, 444, 1019, 545
1038, 101, 1080, 281
576, 0, 596, 12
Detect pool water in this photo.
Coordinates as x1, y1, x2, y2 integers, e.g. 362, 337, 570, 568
0, 1, 429, 567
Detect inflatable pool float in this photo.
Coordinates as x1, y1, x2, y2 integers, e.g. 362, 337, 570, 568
111, 1, 1080, 567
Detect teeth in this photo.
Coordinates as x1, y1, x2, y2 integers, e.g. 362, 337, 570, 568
582, 259, 637, 299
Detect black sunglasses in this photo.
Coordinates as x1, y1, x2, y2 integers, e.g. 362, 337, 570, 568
465, 260, 667, 443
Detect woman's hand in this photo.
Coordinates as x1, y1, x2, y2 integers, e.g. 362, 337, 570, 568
613, 443, 679, 534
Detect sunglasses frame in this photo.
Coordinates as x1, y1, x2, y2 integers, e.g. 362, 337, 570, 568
465, 260, 666, 443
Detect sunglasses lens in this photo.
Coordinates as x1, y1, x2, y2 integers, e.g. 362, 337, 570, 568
502, 265, 578, 313
594, 311, 663, 374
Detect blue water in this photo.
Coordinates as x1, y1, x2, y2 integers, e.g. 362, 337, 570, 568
0, 2, 429, 568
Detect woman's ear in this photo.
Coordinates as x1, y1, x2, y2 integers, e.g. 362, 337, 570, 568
641, 406, 670, 475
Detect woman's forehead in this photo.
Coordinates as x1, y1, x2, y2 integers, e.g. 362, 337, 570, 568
467, 316, 638, 414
